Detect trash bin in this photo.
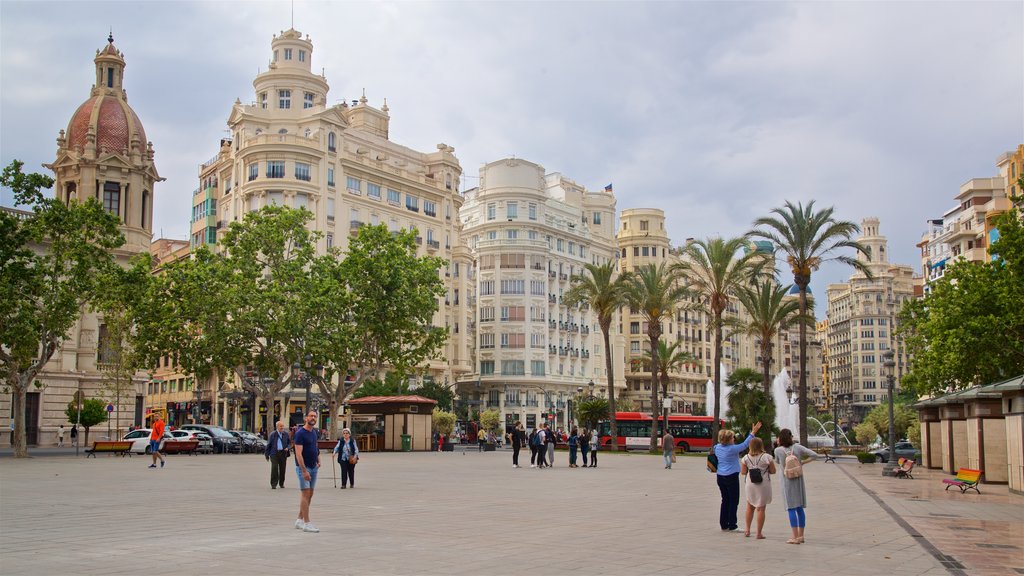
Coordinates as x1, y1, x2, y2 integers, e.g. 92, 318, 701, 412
400, 434, 412, 452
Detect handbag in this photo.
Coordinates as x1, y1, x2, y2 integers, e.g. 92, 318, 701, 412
348, 455, 358, 465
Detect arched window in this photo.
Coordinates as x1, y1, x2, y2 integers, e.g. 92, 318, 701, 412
65, 182, 76, 205
141, 190, 149, 229
328, 132, 336, 152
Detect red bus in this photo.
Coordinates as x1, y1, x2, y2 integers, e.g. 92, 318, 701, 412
596, 412, 722, 452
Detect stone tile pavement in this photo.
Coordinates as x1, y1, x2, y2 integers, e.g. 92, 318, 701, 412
0, 447, 1018, 575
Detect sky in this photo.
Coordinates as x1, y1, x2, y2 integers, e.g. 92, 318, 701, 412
2, 1, 1022, 318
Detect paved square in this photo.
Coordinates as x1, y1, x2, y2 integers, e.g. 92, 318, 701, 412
0, 449, 962, 575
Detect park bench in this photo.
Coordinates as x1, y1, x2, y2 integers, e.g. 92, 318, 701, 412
161, 440, 199, 455
893, 457, 915, 479
85, 440, 133, 458
317, 440, 338, 452
942, 468, 982, 494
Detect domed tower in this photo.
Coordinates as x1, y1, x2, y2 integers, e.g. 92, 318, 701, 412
45, 34, 163, 258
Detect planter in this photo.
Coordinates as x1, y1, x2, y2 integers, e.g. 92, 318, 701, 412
483, 443, 497, 452
441, 442, 455, 452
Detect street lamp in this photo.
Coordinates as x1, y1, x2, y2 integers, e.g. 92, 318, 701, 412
882, 349, 898, 477
831, 392, 852, 451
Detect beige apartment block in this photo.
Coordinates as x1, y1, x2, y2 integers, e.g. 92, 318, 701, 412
188, 28, 471, 429
996, 144, 1024, 202
457, 158, 619, 432
1, 36, 161, 445
826, 218, 915, 423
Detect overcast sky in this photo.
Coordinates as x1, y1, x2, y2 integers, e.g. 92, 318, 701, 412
2, 1, 1022, 317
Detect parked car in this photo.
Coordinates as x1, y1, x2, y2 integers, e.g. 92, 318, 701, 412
179, 424, 242, 454
229, 430, 266, 453
870, 441, 921, 463
170, 429, 214, 454
121, 429, 174, 454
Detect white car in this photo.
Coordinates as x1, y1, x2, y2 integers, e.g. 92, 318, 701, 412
170, 429, 214, 454
121, 428, 174, 455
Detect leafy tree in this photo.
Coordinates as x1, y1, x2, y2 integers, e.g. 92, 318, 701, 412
1, 160, 124, 457
622, 262, 693, 452
308, 225, 447, 438
906, 421, 921, 447
854, 422, 879, 446
479, 409, 501, 441
730, 279, 807, 395
565, 261, 627, 451
861, 402, 917, 442
575, 397, 609, 430
615, 398, 636, 412
691, 402, 706, 416
725, 368, 776, 448
432, 409, 456, 439
639, 339, 698, 420
64, 397, 108, 446
898, 206, 1024, 395
752, 201, 870, 445
414, 380, 455, 412
353, 373, 411, 398
674, 236, 765, 446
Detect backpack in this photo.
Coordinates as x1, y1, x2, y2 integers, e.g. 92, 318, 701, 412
529, 430, 539, 447
746, 455, 764, 484
784, 448, 803, 479
706, 450, 719, 473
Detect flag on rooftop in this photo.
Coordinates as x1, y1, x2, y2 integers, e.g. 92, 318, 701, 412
604, 183, 613, 192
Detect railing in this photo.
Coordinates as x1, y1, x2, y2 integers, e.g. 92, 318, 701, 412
1, 206, 33, 220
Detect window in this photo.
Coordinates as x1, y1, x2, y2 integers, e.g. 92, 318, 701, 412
529, 203, 537, 220
326, 198, 335, 220
500, 279, 525, 294
304, 92, 314, 109
501, 360, 525, 375
479, 255, 495, 269
480, 307, 495, 322
531, 280, 545, 295
106, 68, 114, 88
260, 92, 267, 109
501, 333, 525, 348
387, 189, 400, 205
293, 193, 307, 210
406, 195, 419, 212
367, 183, 381, 200
642, 247, 649, 257
487, 203, 496, 220
326, 233, 333, 249
299, 50, 306, 62
103, 182, 120, 216
593, 212, 602, 225
327, 167, 335, 187
480, 333, 495, 349
266, 158, 286, 177
528, 230, 538, 240
507, 202, 518, 219
278, 89, 291, 109
507, 229, 518, 240
500, 306, 525, 321
640, 220, 649, 231
424, 200, 437, 217
295, 162, 311, 182
556, 239, 564, 252
480, 281, 495, 295
248, 163, 258, 181
284, 48, 293, 60
500, 253, 524, 268
328, 132, 336, 152
480, 361, 495, 375
347, 177, 361, 194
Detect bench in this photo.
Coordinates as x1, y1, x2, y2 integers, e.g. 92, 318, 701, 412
824, 450, 841, 463
942, 468, 982, 494
85, 440, 133, 458
893, 457, 915, 479
317, 440, 338, 452
161, 440, 199, 455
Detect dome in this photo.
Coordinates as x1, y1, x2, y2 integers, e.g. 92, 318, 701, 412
64, 35, 148, 157
788, 284, 811, 295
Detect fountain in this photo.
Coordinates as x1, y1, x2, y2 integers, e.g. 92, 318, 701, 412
772, 369, 800, 438
805, 416, 853, 447
703, 362, 731, 421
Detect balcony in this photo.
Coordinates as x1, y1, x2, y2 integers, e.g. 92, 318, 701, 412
427, 239, 440, 250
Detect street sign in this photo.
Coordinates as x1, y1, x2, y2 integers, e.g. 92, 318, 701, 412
106, 403, 114, 412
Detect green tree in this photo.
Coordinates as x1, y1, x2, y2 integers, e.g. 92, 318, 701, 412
309, 224, 447, 436
575, 397, 609, 430
639, 339, 698, 420
64, 397, 108, 446
862, 402, 917, 442
725, 368, 776, 448
622, 262, 693, 451
479, 409, 501, 441
565, 261, 627, 451
898, 206, 1024, 395
432, 409, 456, 439
675, 236, 765, 445
730, 280, 807, 395
353, 373, 411, 398
752, 201, 871, 445
414, 380, 455, 412
1, 161, 124, 457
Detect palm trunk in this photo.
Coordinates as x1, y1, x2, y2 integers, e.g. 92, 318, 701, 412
711, 314, 723, 446
798, 287, 809, 446
649, 332, 660, 453
761, 341, 772, 396
603, 325, 618, 452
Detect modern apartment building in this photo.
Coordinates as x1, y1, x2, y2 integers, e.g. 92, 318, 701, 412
826, 218, 915, 422
187, 28, 471, 428
1, 35, 161, 444
457, 158, 619, 431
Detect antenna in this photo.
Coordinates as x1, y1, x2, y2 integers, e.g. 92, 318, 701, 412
291, 0, 294, 28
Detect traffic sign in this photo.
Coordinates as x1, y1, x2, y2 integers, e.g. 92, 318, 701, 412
106, 403, 114, 412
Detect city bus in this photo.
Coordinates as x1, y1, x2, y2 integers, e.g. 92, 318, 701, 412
596, 412, 722, 452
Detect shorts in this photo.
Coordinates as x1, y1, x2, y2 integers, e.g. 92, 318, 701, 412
295, 465, 318, 490
149, 439, 162, 453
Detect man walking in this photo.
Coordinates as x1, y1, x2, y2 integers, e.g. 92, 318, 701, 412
264, 420, 291, 489
70, 424, 78, 447
292, 410, 321, 533
57, 425, 65, 447
148, 416, 166, 469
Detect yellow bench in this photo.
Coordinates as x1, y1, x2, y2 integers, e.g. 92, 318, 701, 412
85, 440, 133, 458
942, 468, 981, 494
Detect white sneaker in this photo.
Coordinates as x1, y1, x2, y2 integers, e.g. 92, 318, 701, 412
303, 523, 320, 533
295, 519, 304, 530
530, 464, 536, 468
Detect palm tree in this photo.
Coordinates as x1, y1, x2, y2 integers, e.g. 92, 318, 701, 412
730, 279, 808, 395
565, 261, 626, 451
674, 236, 766, 445
642, 339, 699, 425
621, 263, 692, 452
751, 200, 871, 445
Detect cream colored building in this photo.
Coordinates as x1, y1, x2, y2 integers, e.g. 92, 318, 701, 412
1, 35, 161, 445
457, 158, 620, 431
826, 218, 915, 423
189, 28, 471, 429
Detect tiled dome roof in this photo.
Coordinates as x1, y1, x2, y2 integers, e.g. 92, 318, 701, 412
65, 94, 147, 156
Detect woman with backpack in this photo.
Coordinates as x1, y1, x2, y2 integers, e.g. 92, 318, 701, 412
741, 436, 776, 539
773, 428, 818, 544
712, 421, 763, 531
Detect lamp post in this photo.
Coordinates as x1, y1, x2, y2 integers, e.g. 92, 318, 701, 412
882, 350, 898, 477
831, 392, 852, 451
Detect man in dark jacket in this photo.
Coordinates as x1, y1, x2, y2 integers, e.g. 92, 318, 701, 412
264, 420, 292, 489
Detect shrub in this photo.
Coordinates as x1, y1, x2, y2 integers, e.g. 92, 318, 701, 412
856, 452, 876, 464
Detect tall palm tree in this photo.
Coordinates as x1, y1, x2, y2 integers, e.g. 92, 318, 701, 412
642, 339, 699, 424
621, 263, 692, 452
751, 200, 871, 445
674, 236, 766, 445
565, 261, 626, 451
730, 280, 807, 395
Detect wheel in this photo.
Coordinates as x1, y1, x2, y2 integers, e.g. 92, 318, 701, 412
875, 454, 885, 463
677, 442, 690, 453
145, 445, 152, 455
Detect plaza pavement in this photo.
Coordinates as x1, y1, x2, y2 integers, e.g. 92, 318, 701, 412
1, 447, 1021, 576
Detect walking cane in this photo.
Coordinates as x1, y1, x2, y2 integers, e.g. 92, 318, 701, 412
333, 450, 338, 488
